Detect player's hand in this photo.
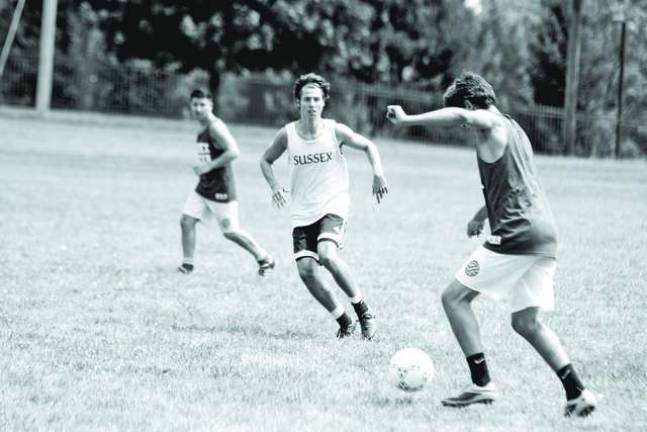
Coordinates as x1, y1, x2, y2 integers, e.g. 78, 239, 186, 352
372, 174, 388, 204
192, 164, 209, 176
467, 219, 485, 237
271, 186, 288, 208
386, 105, 406, 125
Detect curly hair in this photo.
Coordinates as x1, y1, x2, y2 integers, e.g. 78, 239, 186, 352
443, 72, 496, 109
293, 73, 331, 102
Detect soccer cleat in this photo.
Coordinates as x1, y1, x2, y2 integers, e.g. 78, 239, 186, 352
358, 312, 377, 340
177, 263, 194, 274
336, 322, 357, 339
564, 389, 596, 417
441, 382, 499, 407
257, 256, 275, 276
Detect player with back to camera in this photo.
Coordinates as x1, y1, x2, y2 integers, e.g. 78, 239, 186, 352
260, 73, 388, 340
178, 89, 274, 276
386, 72, 596, 417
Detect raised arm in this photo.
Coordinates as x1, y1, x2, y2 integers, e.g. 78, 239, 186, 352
386, 105, 496, 130
260, 128, 289, 208
334, 123, 388, 203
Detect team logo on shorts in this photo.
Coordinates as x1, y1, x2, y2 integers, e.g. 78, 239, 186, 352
465, 260, 480, 277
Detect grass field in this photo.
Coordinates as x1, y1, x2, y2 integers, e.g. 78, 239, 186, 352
1, 110, 646, 431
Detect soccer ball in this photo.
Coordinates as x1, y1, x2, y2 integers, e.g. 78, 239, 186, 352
388, 348, 435, 392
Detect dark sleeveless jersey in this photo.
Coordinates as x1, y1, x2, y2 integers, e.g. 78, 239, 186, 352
194, 127, 236, 202
477, 115, 557, 257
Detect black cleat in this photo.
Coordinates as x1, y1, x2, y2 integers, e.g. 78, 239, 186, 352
258, 256, 276, 276
336, 322, 357, 339
177, 263, 194, 274
358, 312, 377, 340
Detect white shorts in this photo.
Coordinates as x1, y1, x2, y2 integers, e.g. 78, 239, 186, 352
455, 246, 556, 313
182, 191, 239, 233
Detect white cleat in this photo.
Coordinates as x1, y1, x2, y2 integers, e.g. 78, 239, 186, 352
441, 382, 499, 407
564, 389, 597, 417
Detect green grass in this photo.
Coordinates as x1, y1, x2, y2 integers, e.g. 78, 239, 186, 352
1, 110, 646, 431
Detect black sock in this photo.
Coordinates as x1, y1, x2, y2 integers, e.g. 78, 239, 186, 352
336, 312, 353, 329
557, 364, 584, 400
352, 300, 369, 317
466, 353, 491, 387
179, 263, 194, 272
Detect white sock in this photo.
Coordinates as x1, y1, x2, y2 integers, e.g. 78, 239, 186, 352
349, 294, 364, 304
330, 305, 346, 319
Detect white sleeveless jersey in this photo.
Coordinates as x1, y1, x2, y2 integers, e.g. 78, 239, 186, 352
286, 119, 350, 227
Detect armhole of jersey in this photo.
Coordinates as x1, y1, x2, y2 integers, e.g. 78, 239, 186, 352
285, 122, 295, 154
327, 119, 340, 149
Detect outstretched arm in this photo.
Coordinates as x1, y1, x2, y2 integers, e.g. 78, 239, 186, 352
386, 105, 496, 130
335, 123, 388, 203
260, 128, 289, 208
193, 119, 240, 176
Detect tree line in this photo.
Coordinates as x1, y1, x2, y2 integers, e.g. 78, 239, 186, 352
1, 0, 646, 156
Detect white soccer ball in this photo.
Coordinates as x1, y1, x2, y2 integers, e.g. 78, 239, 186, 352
388, 347, 435, 392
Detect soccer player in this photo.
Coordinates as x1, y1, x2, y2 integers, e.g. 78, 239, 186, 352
386, 72, 596, 417
260, 73, 388, 340
178, 89, 274, 276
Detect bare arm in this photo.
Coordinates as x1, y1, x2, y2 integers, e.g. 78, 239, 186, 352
467, 205, 488, 237
335, 123, 388, 203
386, 105, 495, 130
260, 128, 289, 207
193, 119, 240, 176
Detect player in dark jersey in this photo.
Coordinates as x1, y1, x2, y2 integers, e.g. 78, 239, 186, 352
178, 89, 274, 276
386, 72, 596, 417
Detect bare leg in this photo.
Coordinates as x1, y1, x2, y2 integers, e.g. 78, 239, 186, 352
223, 229, 268, 262
296, 257, 343, 312
316, 240, 359, 298
180, 214, 199, 262
441, 278, 483, 356
511, 307, 570, 371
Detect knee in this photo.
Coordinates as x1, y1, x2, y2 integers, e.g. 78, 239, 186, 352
441, 283, 461, 311
222, 230, 238, 241
317, 247, 338, 270
297, 261, 318, 282
318, 253, 334, 269
511, 315, 541, 337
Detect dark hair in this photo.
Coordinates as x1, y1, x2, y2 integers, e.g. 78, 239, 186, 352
443, 72, 496, 109
190, 89, 213, 100
293, 73, 331, 101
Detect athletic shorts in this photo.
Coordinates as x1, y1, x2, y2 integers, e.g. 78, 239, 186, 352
292, 214, 346, 262
182, 190, 239, 232
455, 245, 556, 313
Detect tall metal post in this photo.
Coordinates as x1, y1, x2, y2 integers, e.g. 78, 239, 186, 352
615, 19, 627, 158
36, 0, 58, 115
563, 0, 583, 156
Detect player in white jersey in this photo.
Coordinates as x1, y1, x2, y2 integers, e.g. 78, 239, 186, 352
260, 73, 388, 340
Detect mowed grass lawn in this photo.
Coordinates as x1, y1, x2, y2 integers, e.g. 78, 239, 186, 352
1, 110, 646, 431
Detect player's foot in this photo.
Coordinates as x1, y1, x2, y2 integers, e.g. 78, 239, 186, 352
564, 389, 596, 417
257, 256, 275, 276
441, 382, 499, 407
177, 263, 194, 274
358, 311, 377, 340
336, 322, 357, 339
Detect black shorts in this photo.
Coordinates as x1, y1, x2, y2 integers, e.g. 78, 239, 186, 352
292, 214, 346, 262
